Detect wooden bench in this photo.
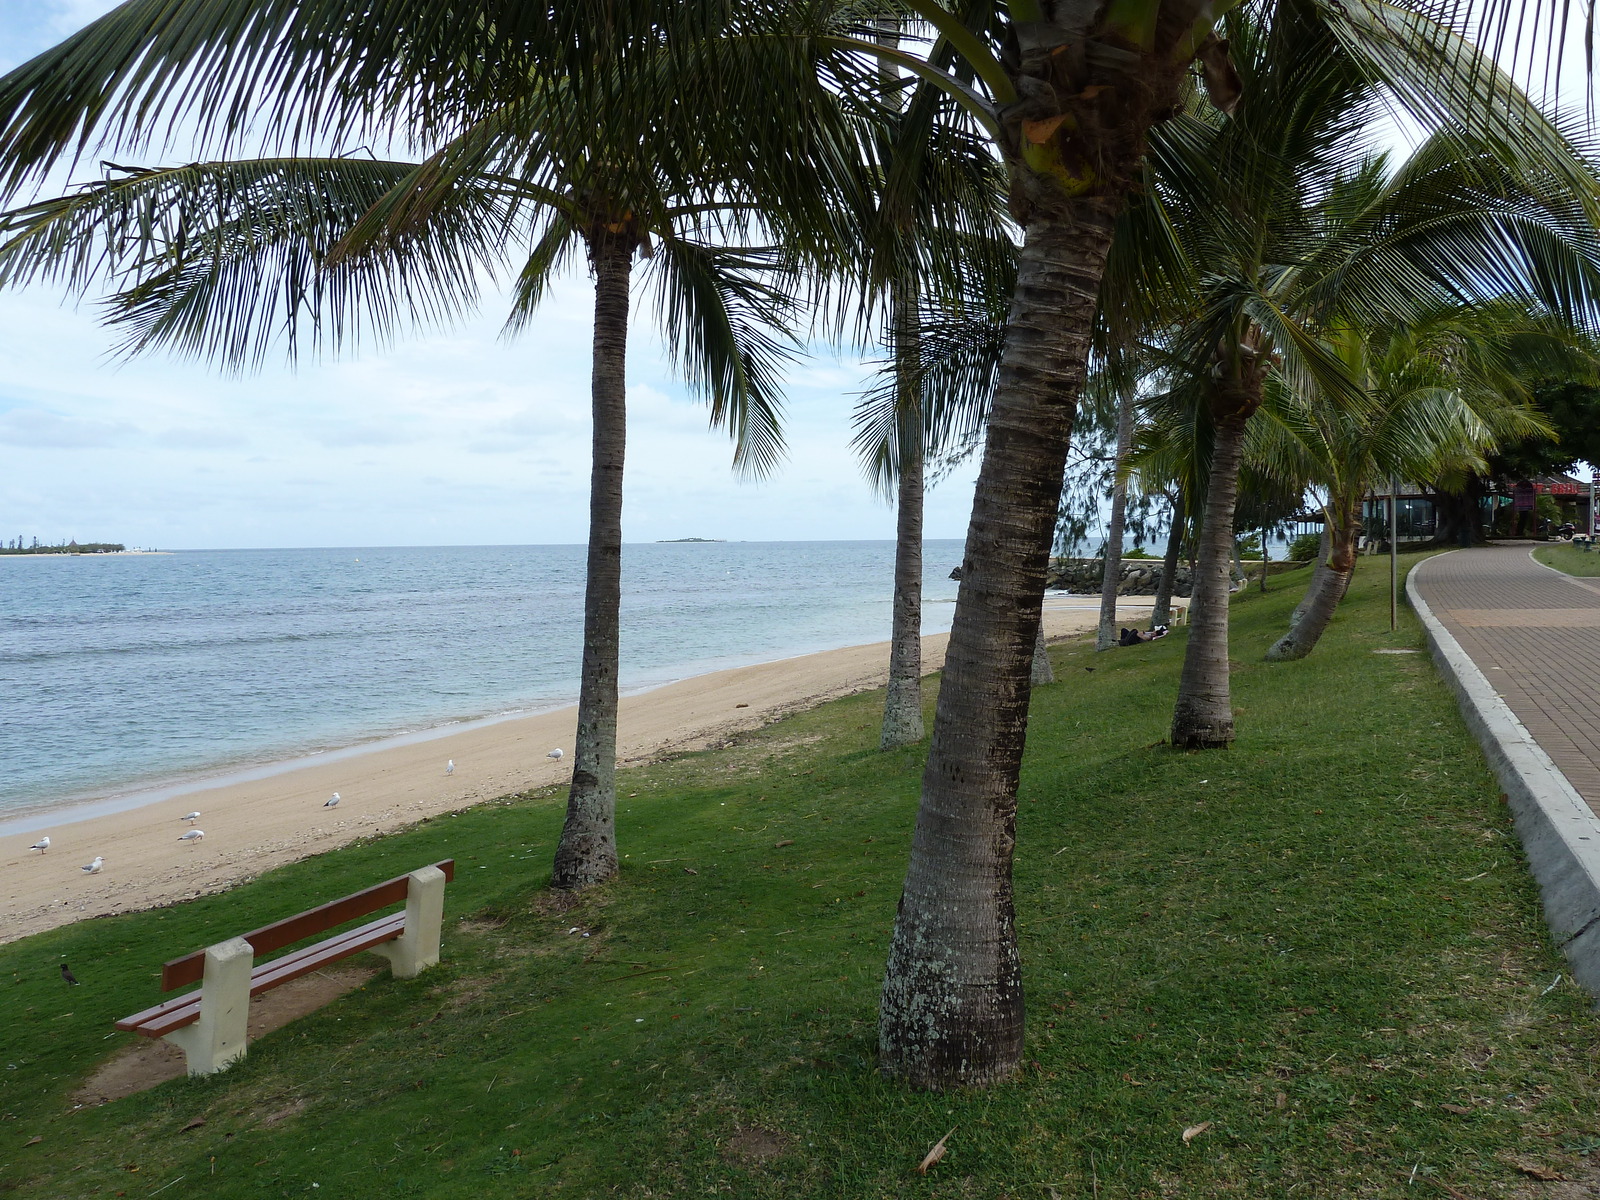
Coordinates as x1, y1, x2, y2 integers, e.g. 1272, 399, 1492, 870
115, 860, 453, 1076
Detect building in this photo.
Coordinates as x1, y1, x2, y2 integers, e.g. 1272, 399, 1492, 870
1362, 473, 1594, 543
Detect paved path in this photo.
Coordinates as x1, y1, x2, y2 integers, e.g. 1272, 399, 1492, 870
1411, 543, 1600, 813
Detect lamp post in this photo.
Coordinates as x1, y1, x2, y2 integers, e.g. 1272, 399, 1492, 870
1390, 476, 1399, 632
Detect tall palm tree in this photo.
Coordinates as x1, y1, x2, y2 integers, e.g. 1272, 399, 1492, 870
1262, 309, 1585, 661
0, 0, 1589, 1091
0, 3, 871, 892
1120, 14, 1600, 749
845, 29, 1013, 751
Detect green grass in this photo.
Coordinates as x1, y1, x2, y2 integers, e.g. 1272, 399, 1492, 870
1533, 542, 1600, 576
4, 556, 1597, 1198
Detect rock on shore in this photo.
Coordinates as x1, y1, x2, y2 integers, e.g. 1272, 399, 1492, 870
1046, 558, 1195, 596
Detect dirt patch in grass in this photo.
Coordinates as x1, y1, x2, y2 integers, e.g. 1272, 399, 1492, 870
724, 1126, 792, 1163
255, 1097, 310, 1128
73, 967, 377, 1106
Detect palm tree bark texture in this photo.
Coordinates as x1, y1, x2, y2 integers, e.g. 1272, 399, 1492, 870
1031, 623, 1055, 685
1267, 501, 1359, 661
880, 211, 1125, 1087
1150, 491, 1185, 629
881, 297, 927, 749
1096, 386, 1138, 651
1169, 363, 1264, 749
551, 233, 635, 890
1290, 526, 1332, 626
878, 0, 1208, 1089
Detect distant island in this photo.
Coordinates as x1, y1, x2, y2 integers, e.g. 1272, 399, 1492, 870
656, 537, 725, 543
1, 539, 127, 555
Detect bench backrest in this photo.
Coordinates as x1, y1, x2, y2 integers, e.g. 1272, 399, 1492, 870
161, 859, 455, 991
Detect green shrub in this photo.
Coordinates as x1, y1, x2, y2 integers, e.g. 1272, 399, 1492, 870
1288, 531, 1323, 563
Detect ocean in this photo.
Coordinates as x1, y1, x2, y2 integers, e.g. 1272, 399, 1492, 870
0, 540, 964, 829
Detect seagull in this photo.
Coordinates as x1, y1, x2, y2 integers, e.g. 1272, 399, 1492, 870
325, 792, 341, 808
547, 748, 564, 761
60, 963, 78, 986
28, 837, 49, 855
445, 759, 455, 776
181, 811, 201, 824
178, 830, 205, 845
81, 857, 103, 874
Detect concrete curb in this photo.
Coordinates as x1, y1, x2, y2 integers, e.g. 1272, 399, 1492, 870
1407, 552, 1600, 996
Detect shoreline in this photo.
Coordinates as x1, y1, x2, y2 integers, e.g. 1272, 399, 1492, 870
2, 597, 1162, 945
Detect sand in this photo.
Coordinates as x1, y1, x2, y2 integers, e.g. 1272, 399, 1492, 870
2, 597, 1170, 944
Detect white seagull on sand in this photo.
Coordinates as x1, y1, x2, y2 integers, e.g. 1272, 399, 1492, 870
325, 792, 341, 808
178, 830, 205, 845
445, 759, 455, 776
182, 811, 201, 824
547, 748, 564, 761
82, 857, 103, 874
29, 837, 49, 854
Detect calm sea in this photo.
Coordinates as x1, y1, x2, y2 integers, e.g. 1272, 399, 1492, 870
0, 541, 963, 828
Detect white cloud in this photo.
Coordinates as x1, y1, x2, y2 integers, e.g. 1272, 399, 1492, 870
0, 407, 137, 448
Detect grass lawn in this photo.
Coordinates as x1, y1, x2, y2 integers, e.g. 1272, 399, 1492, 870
1532, 542, 1600, 577
3, 556, 1597, 1198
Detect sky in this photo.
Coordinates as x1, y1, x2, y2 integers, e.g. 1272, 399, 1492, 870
1, 3, 1594, 550
0, 1, 984, 550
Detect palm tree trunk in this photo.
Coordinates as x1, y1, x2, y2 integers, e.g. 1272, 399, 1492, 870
1095, 386, 1137, 651
881, 298, 926, 749
1150, 492, 1184, 629
551, 236, 632, 891
1031, 623, 1054, 685
1170, 411, 1251, 749
1266, 503, 1358, 662
1290, 525, 1332, 625
879, 210, 1114, 1089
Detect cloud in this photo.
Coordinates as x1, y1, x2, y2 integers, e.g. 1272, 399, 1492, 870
312, 422, 419, 449
155, 426, 250, 450
0, 408, 137, 448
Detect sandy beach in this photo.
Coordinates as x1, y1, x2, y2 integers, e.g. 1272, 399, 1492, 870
2, 596, 1168, 944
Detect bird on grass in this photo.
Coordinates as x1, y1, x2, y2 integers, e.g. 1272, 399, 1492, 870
181, 811, 200, 824
325, 793, 341, 808
60, 963, 78, 986
81, 857, 103, 874
28, 837, 49, 854
445, 759, 455, 776
547, 749, 564, 761
178, 830, 205, 845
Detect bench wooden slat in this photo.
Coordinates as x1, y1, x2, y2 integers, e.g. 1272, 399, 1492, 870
119, 912, 407, 1037
160, 859, 453, 991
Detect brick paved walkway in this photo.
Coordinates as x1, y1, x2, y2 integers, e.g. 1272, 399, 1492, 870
1411, 544, 1600, 812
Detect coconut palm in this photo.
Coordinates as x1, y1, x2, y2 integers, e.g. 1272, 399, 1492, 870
844, 30, 1013, 751
1262, 310, 1586, 661
0, 3, 874, 893
1121, 18, 1600, 750
1, 0, 1592, 1090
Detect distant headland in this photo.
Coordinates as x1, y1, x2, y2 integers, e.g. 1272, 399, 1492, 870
655, 537, 725, 543
0, 539, 151, 555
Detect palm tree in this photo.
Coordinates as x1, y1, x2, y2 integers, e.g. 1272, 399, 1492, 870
845, 29, 1013, 751
0, 3, 871, 893
1, 0, 1589, 1090
1262, 309, 1584, 661
1120, 15, 1600, 749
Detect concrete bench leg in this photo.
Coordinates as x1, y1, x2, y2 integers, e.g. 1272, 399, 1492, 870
163, 937, 253, 1076
370, 865, 445, 979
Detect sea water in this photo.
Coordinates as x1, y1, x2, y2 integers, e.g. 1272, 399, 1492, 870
0, 541, 964, 826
